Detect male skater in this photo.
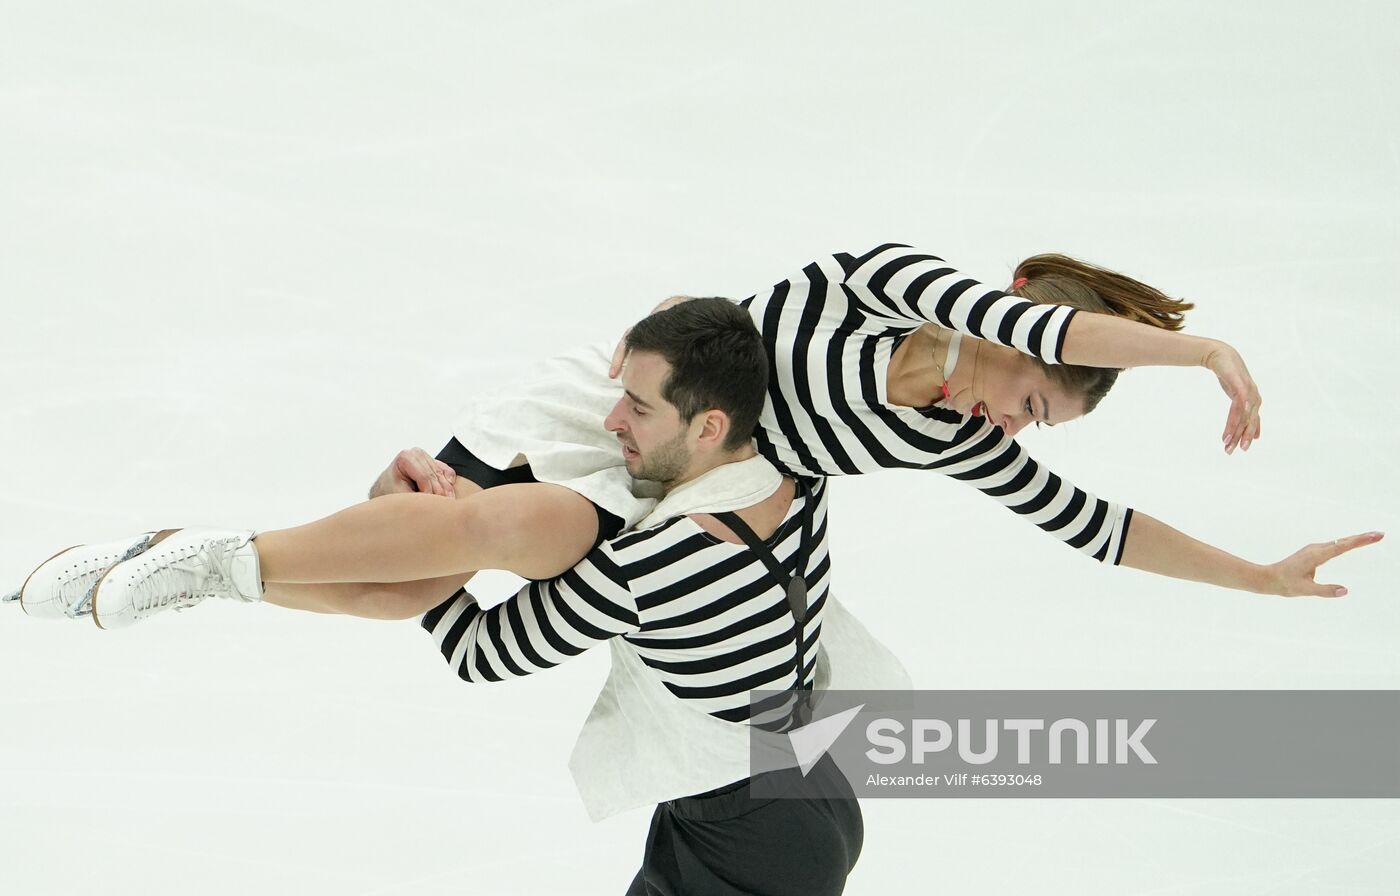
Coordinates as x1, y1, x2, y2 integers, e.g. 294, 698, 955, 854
421, 300, 861, 894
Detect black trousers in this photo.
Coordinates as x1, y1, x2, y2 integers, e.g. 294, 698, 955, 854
625, 756, 863, 895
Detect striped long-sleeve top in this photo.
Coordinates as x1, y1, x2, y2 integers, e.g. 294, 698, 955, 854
423, 478, 829, 722
743, 244, 1134, 565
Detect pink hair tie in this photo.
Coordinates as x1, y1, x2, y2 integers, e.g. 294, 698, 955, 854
1010, 276, 1029, 290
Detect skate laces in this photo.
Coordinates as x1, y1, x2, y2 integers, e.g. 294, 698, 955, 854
64, 537, 154, 619
128, 552, 206, 613
60, 552, 119, 618
59, 571, 99, 618
124, 539, 235, 615
200, 537, 249, 603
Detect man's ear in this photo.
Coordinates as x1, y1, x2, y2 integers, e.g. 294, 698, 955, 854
694, 408, 731, 451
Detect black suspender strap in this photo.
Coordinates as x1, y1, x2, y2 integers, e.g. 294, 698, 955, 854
712, 479, 814, 696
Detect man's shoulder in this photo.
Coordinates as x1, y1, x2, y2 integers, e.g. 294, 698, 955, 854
563, 516, 710, 597
607, 475, 825, 553
603, 515, 699, 556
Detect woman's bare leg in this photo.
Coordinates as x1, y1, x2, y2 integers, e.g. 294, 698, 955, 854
252, 481, 602, 585
261, 572, 475, 620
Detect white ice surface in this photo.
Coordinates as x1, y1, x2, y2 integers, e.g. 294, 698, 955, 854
2, 1, 1398, 893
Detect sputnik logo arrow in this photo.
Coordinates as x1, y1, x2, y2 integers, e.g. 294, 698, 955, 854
788, 703, 865, 776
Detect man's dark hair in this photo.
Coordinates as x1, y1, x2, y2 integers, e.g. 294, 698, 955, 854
624, 297, 768, 451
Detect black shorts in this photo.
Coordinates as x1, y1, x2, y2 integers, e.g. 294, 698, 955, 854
434, 437, 625, 550
625, 755, 863, 895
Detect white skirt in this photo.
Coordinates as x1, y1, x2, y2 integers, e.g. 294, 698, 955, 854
451, 341, 662, 529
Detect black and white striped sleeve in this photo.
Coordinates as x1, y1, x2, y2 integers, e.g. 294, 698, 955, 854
420, 546, 639, 683
936, 425, 1135, 564
838, 243, 1079, 365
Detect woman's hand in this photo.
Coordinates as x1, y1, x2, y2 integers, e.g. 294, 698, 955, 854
1201, 340, 1262, 454
608, 295, 697, 378
370, 448, 457, 498
1259, 531, 1385, 597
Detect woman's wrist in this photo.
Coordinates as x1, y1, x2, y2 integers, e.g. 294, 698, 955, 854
1243, 561, 1281, 595
1196, 337, 1232, 370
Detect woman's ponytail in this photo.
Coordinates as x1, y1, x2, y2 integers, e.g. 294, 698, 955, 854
1011, 253, 1193, 331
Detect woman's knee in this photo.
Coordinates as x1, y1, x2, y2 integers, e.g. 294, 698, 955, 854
456, 484, 599, 579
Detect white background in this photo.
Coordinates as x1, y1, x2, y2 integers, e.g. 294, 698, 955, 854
2, 1, 1397, 893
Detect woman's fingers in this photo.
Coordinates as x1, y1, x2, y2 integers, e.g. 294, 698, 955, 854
1223, 382, 1262, 454
1223, 390, 1249, 453
1217, 369, 1244, 448
611, 299, 695, 378
608, 328, 632, 379
1244, 389, 1261, 449
1222, 396, 1242, 451
1276, 532, 1384, 597
1246, 414, 1261, 449
1326, 531, 1385, 560
1208, 344, 1263, 454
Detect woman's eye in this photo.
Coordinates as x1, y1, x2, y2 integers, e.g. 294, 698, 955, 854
1024, 398, 1033, 416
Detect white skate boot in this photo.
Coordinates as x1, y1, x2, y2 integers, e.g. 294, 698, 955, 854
15, 535, 157, 620
89, 528, 263, 630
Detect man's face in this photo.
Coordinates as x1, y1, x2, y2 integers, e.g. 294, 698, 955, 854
604, 350, 693, 486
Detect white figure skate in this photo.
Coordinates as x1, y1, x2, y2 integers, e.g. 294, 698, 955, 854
15, 535, 157, 620
89, 528, 263, 630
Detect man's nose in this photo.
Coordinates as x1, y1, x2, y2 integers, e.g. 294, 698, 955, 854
604, 400, 626, 433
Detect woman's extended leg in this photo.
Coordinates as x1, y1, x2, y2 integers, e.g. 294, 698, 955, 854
254, 469, 602, 618
18, 438, 614, 627
252, 479, 603, 585
262, 573, 473, 620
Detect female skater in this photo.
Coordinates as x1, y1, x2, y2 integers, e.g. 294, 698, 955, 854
13, 243, 1381, 625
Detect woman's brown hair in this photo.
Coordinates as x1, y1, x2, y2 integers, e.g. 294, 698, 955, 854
1010, 254, 1195, 414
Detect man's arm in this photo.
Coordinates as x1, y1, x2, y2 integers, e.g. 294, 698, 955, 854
420, 545, 640, 682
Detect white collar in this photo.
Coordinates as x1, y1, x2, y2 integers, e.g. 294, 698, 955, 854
635, 453, 785, 529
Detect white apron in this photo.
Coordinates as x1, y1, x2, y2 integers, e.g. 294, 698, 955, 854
452, 341, 661, 529
568, 457, 912, 821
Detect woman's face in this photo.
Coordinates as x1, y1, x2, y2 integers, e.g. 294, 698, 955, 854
948, 344, 1087, 436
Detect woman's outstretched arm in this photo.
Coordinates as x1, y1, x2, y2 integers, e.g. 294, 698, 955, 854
1117, 512, 1384, 597
1059, 318, 1262, 454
